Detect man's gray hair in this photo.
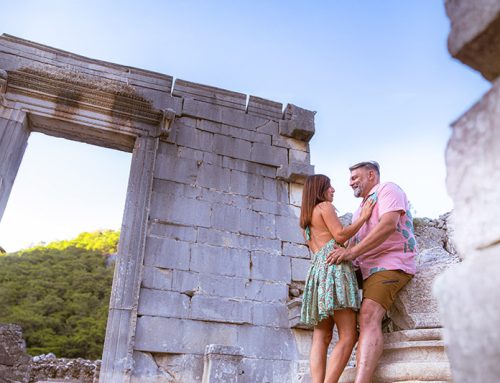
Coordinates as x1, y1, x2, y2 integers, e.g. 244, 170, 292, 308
349, 160, 380, 176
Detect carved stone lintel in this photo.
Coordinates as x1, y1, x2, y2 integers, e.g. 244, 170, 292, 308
158, 108, 177, 138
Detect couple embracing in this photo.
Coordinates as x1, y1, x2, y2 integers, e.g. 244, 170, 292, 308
299, 161, 417, 383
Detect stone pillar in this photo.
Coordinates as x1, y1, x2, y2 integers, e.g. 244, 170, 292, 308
0, 100, 30, 223
100, 136, 158, 383
433, 1, 500, 382
201, 344, 243, 383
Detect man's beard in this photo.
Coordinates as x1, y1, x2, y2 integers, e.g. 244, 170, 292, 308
353, 187, 362, 198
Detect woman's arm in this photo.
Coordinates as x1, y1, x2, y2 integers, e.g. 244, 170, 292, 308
319, 200, 375, 244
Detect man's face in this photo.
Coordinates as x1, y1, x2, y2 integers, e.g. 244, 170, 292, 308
349, 168, 370, 198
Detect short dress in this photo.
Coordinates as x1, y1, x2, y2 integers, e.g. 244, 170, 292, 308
300, 229, 361, 326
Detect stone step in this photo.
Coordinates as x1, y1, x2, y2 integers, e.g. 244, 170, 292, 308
339, 361, 452, 383
379, 339, 448, 364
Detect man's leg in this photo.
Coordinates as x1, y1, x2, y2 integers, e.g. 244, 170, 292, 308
354, 298, 386, 383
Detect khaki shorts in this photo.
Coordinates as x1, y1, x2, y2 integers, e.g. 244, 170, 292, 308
362, 270, 412, 311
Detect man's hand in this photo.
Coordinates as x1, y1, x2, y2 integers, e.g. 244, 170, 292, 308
327, 247, 355, 265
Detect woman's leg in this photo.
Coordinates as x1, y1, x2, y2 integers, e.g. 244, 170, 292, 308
310, 317, 334, 383
324, 309, 358, 383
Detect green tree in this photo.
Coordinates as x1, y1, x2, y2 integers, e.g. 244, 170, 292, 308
0, 230, 118, 359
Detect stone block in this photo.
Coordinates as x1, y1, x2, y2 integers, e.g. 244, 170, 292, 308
182, 98, 272, 130
191, 295, 252, 324
143, 236, 191, 270
190, 244, 251, 278
173, 78, 247, 111
250, 141, 288, 167
236, 325, 296, 360
229, 169, 264, 198
277, 162, 315, 184
222, 156, 276, 178
239, 209, 276, 238
283, 242, 310, 259
244, 280, 288, 303
196, 227, 281, 255
148, 221, 198, 242
213, 133, 252, 161
445, 80, 500, 255
135, 316, 238, 354
289, 148, 310, 163
131, 351, 167, 382
142, 266, 173, 291
291, 258, 311, 282
389, 247, 461, 330
149, 193, 212, 228
263, 178, 289, 203
153, 353, 204, 383
154, 152, 199, 185
239, 358, 293, 383
219, 123, 271, 145
272, 135, 309, 151
210, 203, 241, 232
252, 302, 289, 328
279, 103, 315, 142
153, 178, 202, 200
202, 344, 244, 383
138, 288, 190, 318
433, 245, 500, 382
195, 163, 231, 190
250, 251, 291, 283
275, 214, 303, 243
246, 95, 283, 120
289, 183, 303, 207
170, 119, 214, 152
445, 0, 500, 80
172, 270, 247, 298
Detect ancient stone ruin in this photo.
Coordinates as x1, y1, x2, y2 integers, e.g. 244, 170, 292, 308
1, 1, 499, 380
433, 0, 500, 382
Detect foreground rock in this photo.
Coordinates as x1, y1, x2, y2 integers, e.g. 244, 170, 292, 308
29, 354, 100, 383
0, 323, 31, 382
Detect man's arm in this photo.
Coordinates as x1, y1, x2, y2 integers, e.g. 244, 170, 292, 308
326, 211, 401, 264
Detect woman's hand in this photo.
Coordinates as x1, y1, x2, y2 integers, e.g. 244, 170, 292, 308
359, 198, 375, 221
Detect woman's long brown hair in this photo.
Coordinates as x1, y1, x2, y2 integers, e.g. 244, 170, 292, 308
299, 174, 331, 229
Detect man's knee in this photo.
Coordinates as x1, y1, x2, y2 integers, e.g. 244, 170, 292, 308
359, 299, 385, 328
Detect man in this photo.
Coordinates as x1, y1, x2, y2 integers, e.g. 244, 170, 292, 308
327, 161, 417, 383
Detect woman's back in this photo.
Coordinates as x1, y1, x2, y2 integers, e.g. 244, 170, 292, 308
307, 202, 336, 253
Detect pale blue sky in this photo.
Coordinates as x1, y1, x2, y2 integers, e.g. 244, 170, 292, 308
0, 1, 489, 252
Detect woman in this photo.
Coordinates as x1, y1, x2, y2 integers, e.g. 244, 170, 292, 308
300, 174, 375, 383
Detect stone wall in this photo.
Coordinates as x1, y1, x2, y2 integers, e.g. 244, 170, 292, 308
433, 1, 500, 382
0, 324, 31, 383
131, 82, 315, 382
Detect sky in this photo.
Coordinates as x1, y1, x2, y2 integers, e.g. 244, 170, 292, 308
0, 1, 490, 252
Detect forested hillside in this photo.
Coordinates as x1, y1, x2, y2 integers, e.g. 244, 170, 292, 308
0, 230, 118, 359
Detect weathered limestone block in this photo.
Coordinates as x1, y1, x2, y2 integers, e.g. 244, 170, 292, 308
131, 351, 204, 383
434, 245, 500, 382
445, 0, 500, 80
247, 95, 283, 121
445, 80, 500, 255
340, 329, 451, 383
0, 324, 31, 383
279, 103, 315, 142
201, 344, 243, 383
239, 358, 293, 383
135, 317, 239, 354
389, 246, 461, 330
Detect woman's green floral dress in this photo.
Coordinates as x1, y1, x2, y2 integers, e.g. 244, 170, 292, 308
300, 236, 361, 326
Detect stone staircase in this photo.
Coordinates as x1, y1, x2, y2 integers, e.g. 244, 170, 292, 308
339, 329, 451, 382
